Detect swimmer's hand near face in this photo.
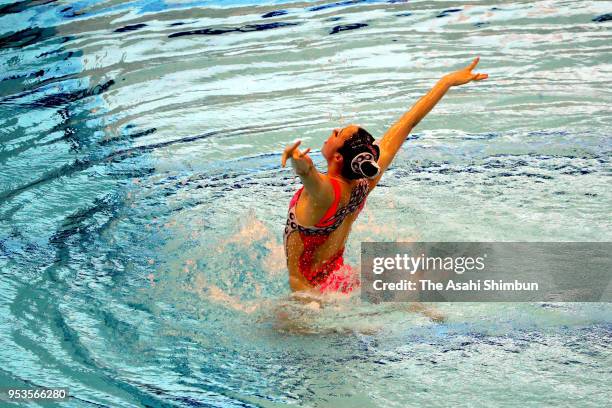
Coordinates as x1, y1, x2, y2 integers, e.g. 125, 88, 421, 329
281, 140, 313, 176
442, 56, 488, 87
281, 140, 334, 204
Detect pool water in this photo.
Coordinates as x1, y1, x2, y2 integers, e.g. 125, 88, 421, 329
1, 0, 611, 406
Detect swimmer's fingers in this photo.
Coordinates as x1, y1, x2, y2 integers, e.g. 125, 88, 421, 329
290, 140, 302, 151
289, 145, 313, 174
466, 57, 487, 82
444, 57, 487, 86
282, 140, 302, 167
298, 147, 311, 158
467, 56, 480, 71
291, 147, 312, 168
472, 73, 488, 81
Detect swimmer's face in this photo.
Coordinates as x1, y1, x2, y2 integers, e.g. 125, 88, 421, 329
322, 124, 359, 161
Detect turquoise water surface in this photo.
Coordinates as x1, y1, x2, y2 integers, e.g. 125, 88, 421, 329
1, 0, 611, 407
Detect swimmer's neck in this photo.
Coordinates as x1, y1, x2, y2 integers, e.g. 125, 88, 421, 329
325, 161, 353, 186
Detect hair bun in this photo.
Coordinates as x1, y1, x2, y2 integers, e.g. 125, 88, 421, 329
360, 160, 380, 179
338, 127, 381, 180
350, 152, 380, 179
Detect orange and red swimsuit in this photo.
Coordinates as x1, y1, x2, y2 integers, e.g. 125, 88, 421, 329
283, 178, 369, 293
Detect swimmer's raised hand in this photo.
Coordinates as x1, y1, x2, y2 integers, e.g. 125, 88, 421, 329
442, 56, 488, 87
369, 57, 488, 189
281, 140, 313, 175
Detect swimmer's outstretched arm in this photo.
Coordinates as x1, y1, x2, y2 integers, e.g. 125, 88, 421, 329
370, 57, 488, 187
281, 140, 334, 205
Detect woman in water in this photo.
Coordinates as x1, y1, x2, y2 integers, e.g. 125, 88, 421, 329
282, 57, 488, 294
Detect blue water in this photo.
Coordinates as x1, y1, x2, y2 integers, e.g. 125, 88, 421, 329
1, 0, 611, 406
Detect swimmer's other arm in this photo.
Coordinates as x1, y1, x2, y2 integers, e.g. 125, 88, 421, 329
370, 57, 488, 187
281, 140, 334, 206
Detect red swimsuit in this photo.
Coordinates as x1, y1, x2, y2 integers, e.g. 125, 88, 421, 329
283, 178, 369, 293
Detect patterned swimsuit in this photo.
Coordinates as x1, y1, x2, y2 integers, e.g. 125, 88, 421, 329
283, 178, 369, 293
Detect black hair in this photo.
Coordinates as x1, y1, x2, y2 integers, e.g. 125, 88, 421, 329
337, 127, 380, 180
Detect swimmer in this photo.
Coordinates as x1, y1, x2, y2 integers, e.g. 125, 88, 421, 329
281, 57, 488, 296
